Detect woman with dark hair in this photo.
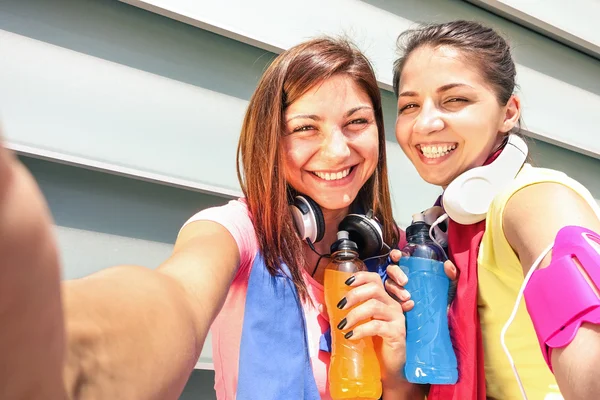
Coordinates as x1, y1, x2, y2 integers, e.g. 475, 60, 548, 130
390, 20, 600, 400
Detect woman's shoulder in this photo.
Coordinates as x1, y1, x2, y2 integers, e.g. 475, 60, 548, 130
182, 198, 253, 229
515, 163, 568, 182
180, 198, 259, 260
491, 163, 591, 212
484, 163, 598, 257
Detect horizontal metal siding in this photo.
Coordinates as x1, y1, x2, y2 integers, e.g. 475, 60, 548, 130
120, 0, 600, 158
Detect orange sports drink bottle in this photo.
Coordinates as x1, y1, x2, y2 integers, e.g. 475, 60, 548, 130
324, 230, 382, 400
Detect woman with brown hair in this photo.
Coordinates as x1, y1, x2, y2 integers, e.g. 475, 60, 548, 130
0, 37, 423, 399
390, 20, 600, 400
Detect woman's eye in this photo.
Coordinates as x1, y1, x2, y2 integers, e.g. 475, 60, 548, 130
399, 104, 418, 114
292, 125, 315, 133
446, 97, 468, 104
348, 118, 368, 126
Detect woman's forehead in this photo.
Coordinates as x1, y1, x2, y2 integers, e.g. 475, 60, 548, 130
285, 76, 371, 117
399, 46, 486, 91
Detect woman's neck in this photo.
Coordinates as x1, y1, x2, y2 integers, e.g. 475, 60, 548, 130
314, 206, 350, 254
303, 206, 350, 283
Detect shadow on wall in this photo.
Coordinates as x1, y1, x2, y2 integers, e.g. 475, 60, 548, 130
530, 140, 600, 205
20, 156, 230, 244
19, 155, 232, 279
6, 0, 598, 102
180, 370, 217, 400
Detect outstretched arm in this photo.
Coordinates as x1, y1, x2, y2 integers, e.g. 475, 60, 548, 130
0, 140, 67, 399
0, 139, 240, 399
62, 220, 240, 399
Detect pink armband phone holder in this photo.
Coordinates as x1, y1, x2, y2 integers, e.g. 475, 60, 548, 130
524, 225, 600, 371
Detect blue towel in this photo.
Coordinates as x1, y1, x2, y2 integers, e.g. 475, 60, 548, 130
236, 253, 389, 398
237, 254, 320, 399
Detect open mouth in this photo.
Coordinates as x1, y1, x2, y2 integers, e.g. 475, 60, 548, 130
311, 166, 356, 181
418, 144, 457, 159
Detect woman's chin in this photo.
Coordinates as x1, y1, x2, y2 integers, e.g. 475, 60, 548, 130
313, 194, 354, 212
419, 170, 455, 188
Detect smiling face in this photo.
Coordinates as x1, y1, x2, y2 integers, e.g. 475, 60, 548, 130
282, 74, 379, 212
395, 45, 520, 188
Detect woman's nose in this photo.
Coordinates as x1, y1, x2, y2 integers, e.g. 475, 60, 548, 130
321, 127, 351, 159
413, 101, 444, 136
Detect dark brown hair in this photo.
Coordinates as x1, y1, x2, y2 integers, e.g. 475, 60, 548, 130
393, 20, 517, 106
237, 37, 398, 299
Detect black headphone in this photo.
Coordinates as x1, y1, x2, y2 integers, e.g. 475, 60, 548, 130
289, 195, 385, 260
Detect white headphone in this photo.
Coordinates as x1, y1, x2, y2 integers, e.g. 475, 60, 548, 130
442, 134, 528, 225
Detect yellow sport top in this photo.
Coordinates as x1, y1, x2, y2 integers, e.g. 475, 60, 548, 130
478, 163, 600, 399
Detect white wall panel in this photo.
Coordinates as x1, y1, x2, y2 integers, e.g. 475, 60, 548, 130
121, 0, 600, 159
0, 28, 440, 226
467, 0, 600, 58
0, 30, 244, 197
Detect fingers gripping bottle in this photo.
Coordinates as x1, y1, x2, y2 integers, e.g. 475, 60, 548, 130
324, 230, 382, 399
399, 215, 458, 384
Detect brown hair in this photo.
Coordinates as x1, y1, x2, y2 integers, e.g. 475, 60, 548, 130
393, 20, 517, 106
237, 37, 398, 299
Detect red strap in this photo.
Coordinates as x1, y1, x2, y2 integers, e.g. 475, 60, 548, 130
428, 217, 487, 400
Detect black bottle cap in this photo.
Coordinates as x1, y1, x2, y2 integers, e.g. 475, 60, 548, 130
330, 230, 358, 253
406, 220, 431, 239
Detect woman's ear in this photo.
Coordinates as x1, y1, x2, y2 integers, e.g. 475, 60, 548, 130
499, 94, 521, 133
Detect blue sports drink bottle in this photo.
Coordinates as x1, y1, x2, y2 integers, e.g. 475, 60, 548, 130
399, 216, 458, 384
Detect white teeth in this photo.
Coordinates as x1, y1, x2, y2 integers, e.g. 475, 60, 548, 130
313, 168, 351, 181
420, 144, 456, 159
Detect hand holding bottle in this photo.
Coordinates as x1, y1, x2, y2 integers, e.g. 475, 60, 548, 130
386, 218, 460, 384
325, 231, 412, 398
385, 251, 458, 308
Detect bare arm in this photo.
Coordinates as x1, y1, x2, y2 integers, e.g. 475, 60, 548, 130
0, 141, 240, 399
63, 220, 240, 399
504, 182, 600, 400
0, 144, 67, 399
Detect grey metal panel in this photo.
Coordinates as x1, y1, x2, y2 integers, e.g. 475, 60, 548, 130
531, 140, 600, 206
466, 0, 600, 59
120, 0, 600, 158
0, 0, 274, 197
22, 155, 228, 245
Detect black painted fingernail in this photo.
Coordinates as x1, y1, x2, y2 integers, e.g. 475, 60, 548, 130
344, 330, 354, 339
337, 318, 347, 330
344, 276, 356, 286
336, 297, 347, 309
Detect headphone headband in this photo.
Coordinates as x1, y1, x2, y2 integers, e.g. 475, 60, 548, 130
289, 195, 385, 259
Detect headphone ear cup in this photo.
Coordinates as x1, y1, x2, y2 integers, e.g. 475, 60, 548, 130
302, 196, 325, 243
442, 169, 496, 225
338, 214, 383, 259
443, 134, 528, 225
290, 195, 325, 243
